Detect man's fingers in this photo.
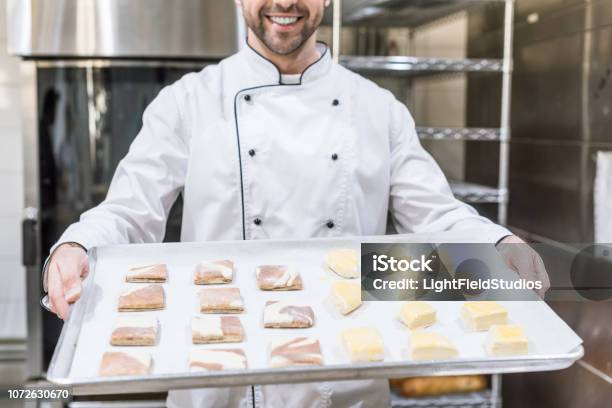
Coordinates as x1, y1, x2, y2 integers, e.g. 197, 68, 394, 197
533, 254, 551, 296
48, 263, 69, 320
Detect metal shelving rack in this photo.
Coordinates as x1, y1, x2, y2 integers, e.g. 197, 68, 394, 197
332, 0, 514, 225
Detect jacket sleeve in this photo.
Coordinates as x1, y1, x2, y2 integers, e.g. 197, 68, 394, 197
52, 84, 190, 252
387, 97, 511, 243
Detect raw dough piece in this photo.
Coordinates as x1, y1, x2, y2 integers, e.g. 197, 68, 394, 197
269, 337, 323, 367
99, 351, 151, 376
410, 331, 458, 360
118, 284, 165, 311
461, 301, 508, 331
110, 315, 158, 346
189, 349, 247, 372
331, 281, 362, 315
263, 301, 314, 328
398, 301, 436, 329
341, 327, 384, 362
485, 324, 529, 356
326, 249, 359, 278
126, 264, 167, 282
256, 265, 302, 290
192, 315, 244, 344
194, 260, 234, 284
198, 287, 244, 313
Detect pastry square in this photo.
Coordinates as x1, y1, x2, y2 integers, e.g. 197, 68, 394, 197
263, 301, 314, 328
461, 301, 508, 331
99, 351, 152, 376
269, 337, 324, 368
110, 315, 158, 346
341, 327, 384, 362
256, 265, 302, 290
410, 331, 458, 360
118, 284, 165, 311
126, 264, 167, 282
194, 260, 234, 284
398, 301, 436, 329
485, 324, 529, 356
331, 281, 362, 315
189, 349, 247, 372
199, 287, 244, 313
192, 315, 244, 344
326, 249, 359, 278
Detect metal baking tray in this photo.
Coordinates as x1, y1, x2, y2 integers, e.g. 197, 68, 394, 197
46, 235, 584, 395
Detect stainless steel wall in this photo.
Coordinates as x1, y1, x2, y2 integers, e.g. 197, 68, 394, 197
467, 1, 612, 406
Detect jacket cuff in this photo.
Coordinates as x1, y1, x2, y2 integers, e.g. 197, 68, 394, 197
42, 241, 88, 293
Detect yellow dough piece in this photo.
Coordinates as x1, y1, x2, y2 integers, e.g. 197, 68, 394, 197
485, 325, 529, 356
461, 301, 508, 331
410, 331, 458, 360
398, 301, 436, 329
326, 249, 359, 278
331, 281, 362, 315
341, 327, 384, 362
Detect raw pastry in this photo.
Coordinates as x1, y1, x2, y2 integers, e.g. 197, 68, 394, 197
331, 281, 362, 315
199, 287, 244, 313
110, 315, 158, 346
326, 249, 359, 278
194, 260, 234, 284
118, 284, 165, 311
263, 301, 314, 328
269, 337, 323, 367
485, 324, 528, 356
126, 264, 167, 282
99, 351, 151, 376
398, 301, 436, 329
409, 331, 458, 360
256, 265, 302, 290
461, 301, 508, 331
189, 349, 247, 372
341, 327, 384, 362
192, 315, 244, 344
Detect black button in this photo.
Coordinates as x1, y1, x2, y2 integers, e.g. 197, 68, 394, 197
332, 99, 340, 106
326, 220, 335, 229
331, 153, 338, 161
248, 149, 256, 157
254, 218, 262, 226
244, 94, 252, 102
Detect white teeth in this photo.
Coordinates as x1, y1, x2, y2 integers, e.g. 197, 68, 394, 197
270, 16, 299, 25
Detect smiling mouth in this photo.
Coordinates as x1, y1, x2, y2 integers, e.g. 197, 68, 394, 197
266, 15, 303, 26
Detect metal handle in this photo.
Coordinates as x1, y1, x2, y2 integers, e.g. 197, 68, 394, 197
22, 207, 39, 267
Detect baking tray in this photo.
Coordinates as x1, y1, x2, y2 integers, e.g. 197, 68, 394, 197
46, 235, 584, 395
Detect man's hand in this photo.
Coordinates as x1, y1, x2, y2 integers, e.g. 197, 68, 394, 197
47, 243, 89, 320
496, 235, 551, 298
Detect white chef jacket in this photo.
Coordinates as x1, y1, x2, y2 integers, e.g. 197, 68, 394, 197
52, 42, 510, 407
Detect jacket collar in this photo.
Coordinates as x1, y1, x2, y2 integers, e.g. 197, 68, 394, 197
239, 40, 332, 86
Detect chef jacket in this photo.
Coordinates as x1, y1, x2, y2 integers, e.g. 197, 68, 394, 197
50, 42, 511, 408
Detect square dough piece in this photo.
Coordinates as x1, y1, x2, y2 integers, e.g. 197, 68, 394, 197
331, 281, 362, 315
126, 264, 167, 283
111, 315, 158, 346
199, 287, 244, 313
194, 260, 234, 284
486, 324, 529, 356
269, 337, 324, 368
410, 331, 458, 360
189, 349, 247, 372
263, 301, 315, 328
99, 351, 152, 376
118, 284, 165, 311
341, 327, 384, 362
192, 315, 244, 344
461, 301, 508, 331
256, 265, 302, 290
326, 249, 359, 278
398, 301, 436, 329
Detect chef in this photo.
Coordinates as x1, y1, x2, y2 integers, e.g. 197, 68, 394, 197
44, 0, 550, 407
